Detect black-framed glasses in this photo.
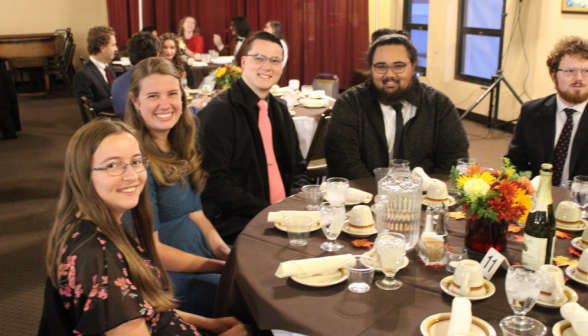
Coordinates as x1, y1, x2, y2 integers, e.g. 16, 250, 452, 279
372, 62, 411, 75
245, 54, 284, 66
92, 157, 149, 176
556, 67, 588, 77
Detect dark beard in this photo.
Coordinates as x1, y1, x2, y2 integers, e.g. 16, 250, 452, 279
372, 77, 411, 105
556, 79, 588, 105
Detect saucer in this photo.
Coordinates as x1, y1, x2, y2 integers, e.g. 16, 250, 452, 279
571, 237, 586, 251
342, 225, 377, 237
271, 92, 283, 97
440, 276, 495, 301
553, 320, 579, 336
362, 249, 409, 272
422, 195, 456, 207
565, 265, 588, 285
274, 221, 321, 232
535, 286, 578, 308
302, 104, 327, 109
291, 268, 349, 287
557, 219, 587, 232
420, 313, 497, 336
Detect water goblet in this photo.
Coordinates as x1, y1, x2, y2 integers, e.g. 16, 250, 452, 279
289, 79, 300, 92
572, 175, 588, 218
503, 265, 542, 331
319, 202, 345, 252
326, 177, 349, 207
301, 85, 313, 98
456, 158, 477, 174
375, 232, 406, 290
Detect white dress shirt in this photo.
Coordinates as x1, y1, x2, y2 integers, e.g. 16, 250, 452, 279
234, 38, 245, 58
380, 100, 417, 159
554, 95, 587, 183
89, 56, 109, 84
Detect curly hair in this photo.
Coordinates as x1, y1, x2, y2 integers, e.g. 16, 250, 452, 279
177, 16, 200, 36
159, 33, 185, 75
87, 26, 115, 55
546, 36, 588, 73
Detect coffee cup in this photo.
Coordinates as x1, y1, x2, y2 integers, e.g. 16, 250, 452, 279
202, 85, 212, 94
556, 201, 582, 228
426, 179, 449, 203
450, 260, 485, 297
270, 84, 280, 94
187, 57, 195, 66
581, 226, 588, 249
194, 53, 201, 61
348, 205, 375, 232
577, 250, 588, 282
538, 265, 566, 304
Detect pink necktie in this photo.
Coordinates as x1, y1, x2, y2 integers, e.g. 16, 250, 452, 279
258, 100, 286, 204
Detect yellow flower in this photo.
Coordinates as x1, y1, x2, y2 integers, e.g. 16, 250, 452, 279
463, 178, 490, 201
476, 171, 496, 186
504, 168, 516, 178
513, 188, 532, 223
456, 175, 473, 188
216, 67, 227, 78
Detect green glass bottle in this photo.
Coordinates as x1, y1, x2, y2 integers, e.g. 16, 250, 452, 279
522, 163, 556, 270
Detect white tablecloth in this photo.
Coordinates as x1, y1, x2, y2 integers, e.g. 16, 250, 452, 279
292, 116, 319, 158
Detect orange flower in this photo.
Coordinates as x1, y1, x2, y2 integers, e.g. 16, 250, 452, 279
466, 164, 482, 175
518, 176, 535, 195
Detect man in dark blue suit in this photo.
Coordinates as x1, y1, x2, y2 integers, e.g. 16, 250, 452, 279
506, 36, 588, 186
73, 26, 118, 123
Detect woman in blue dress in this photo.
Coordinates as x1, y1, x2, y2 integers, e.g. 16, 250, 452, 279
126, 57, 231, 317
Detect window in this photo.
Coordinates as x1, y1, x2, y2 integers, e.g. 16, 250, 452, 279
403, 0, 429, 76
456, 0, 506, 85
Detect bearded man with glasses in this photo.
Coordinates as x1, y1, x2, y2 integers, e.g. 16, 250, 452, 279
326, 34, 469, 179
507, 36, 588, 184
198, 31, 309, 244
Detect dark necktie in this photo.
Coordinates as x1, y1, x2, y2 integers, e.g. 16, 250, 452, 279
104, 65, 113, 87
392, 103, 404, 159
552, 108, 576, 186
237, 37, 244, 42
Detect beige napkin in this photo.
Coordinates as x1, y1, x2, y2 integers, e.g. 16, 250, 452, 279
320, 182, 373, 204
412, 167, 433, 191
275, 254, 353, 278
447, 297, 472, 336
267, 211, 320, 223
561, 302, 588, 335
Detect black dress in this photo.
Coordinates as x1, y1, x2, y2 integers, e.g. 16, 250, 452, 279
38, 219, 201, 335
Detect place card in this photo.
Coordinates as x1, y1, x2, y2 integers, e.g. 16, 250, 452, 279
480, 247, 509, 280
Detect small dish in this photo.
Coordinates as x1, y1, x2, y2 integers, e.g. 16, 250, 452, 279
535, 286, 578, 308
342, 225, 377, 237
271, 91, 283, 97
291, 268, 349, 287
553, 320, 579, 336
420, 313, 497, 336
422, 195, 456, 207
274, 221, 321, 232
571, 237, 586, 252
186, 89, 201, 94
362, 249, 409, 272
565, 264, 588, 285
557, 219, 587, 232
440, 276, 496, 301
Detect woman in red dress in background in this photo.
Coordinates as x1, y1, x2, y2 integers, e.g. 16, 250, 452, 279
178, 16, 204, 57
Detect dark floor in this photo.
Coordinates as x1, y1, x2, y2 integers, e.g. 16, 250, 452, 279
0, 93, 513, 336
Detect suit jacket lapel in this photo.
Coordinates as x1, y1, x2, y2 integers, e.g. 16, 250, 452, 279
88, 62, 110, 93
569, 103, 588, 176
539, 95, 557, 163
361, 83, 387, 147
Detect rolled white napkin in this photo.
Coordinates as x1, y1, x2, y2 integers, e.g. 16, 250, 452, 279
267, 211, 320, 223
275, 254, 353, 278
412, 167, 433, 191
320, 182, 373, 203
447, 297, 472, 336
561, 302, 588, 335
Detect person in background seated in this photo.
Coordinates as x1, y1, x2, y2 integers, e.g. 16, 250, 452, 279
160, 33, 196, 89
41, 118, 249, 335
213, 16, 251, 63
178, 16, 204, 57
199, 32, 309, 244
141, 25, 158, 37
325, 34, 469, 179
111, 32, 159, 115
506, 35, 588, 185
126, 57, 230, 317
263, 20, 288, 68
73, 26, 118, 123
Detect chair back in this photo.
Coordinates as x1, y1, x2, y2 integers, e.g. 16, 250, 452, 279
306, 108, 332, 162
312, 73, 339, 99
79, 96, 97, 121
79, 57, 85, 66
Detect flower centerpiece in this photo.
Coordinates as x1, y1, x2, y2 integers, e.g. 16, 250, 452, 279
211, 65, 242, 90
449, 157, 535, 253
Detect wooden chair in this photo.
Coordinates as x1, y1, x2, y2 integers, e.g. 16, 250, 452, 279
306, 108, 332, 182
79, 57, 85, 66
47, 29, 75, 91
312, 73, 339, 99
78, 96, 121, 123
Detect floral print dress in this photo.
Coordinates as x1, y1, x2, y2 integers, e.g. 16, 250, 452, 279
55, 219, 201, 336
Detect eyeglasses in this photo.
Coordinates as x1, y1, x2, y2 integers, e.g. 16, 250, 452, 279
245, 54, 284, 66
372, 62, 410, 75
92, 157, 149, 177
556, 67, 588, 77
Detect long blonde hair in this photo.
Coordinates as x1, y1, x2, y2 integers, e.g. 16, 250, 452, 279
125, 57, 207, 191
46, 119, 176, 311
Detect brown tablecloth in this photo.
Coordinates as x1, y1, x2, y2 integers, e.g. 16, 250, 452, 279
214, 177, 587, 335
190, 64, 221, 89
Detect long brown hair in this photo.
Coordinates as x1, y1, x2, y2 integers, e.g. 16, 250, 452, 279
177, 16, 199, 36
159, 33, 184, 74
125, 57, 207, 191
46, 119, 176, 311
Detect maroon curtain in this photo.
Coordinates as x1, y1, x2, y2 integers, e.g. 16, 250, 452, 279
106, 0, 368, 89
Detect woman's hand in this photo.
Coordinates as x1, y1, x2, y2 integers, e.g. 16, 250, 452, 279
184, 48, 195, 57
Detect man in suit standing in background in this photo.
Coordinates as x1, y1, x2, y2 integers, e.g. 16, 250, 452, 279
506, 35, 588, 185
213, 16, 251, 64
73, 26, 118, 123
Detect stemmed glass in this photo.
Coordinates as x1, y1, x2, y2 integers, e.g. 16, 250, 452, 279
301, 85, 313, 98
319, 202, 346, 252
289, 79, 300, 92
375, 232, 406, 290
571, 175, 588, 218
326, 177, 349, 206
503, 265, 541, 331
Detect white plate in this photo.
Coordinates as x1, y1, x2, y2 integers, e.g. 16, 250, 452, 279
274, 221, 321, 232
422, 195, 456, 207
291, 268, 349, 287
571, 237, 586, 251
271, 92, 283, 97
362, 249, 409, 272
289, 110, 296, 116
565, 265, 588, 285
557, 219, 587, 232
535, 286, 578, 308
440, 276, 496, 301
420, 313, 497, 336
302, 104, 327, 109
553, 320, 579, 336
342, 225, 377, 237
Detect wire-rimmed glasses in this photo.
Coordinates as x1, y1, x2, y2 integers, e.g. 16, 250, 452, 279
92, 157, 149, 176
372, 61, 410, 75
556, 67, 588, 77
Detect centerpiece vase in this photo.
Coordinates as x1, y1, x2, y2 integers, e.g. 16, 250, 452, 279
465, 217, 508, 253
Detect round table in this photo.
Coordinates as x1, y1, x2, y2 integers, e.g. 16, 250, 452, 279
214, 178, 586, 335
